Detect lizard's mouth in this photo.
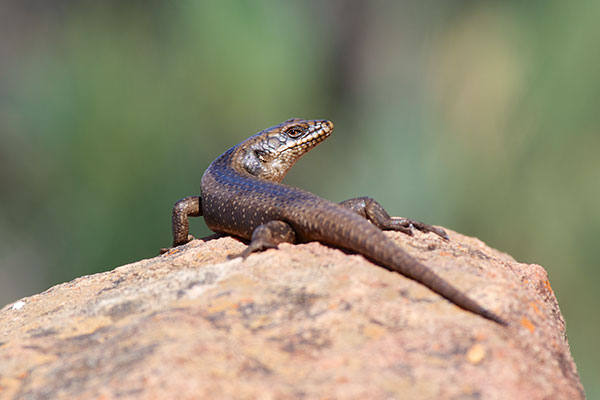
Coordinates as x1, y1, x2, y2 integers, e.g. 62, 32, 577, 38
304, 121, 332, 145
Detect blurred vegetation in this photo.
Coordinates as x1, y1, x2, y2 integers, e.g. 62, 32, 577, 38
0, 1, 598, 396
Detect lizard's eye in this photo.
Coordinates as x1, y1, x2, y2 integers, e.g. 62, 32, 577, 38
285, 126, 305, 138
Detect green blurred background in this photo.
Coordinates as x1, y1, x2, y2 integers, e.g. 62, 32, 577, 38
1, 1, 598, 395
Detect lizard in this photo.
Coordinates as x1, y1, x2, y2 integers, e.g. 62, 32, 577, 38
162, 118, 507, 326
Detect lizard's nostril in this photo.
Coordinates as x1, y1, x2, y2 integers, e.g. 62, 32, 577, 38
321, 120, 334, 132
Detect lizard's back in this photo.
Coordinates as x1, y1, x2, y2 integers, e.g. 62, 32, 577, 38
200, 146, 382, 250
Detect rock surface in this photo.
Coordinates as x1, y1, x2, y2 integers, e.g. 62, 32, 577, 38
0, 228, 584, 399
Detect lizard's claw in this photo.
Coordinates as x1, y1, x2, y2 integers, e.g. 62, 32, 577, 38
390, 218, 449, 240
227, 240, 278, 260
159, 235, 196, 255
413, 224, 449, 240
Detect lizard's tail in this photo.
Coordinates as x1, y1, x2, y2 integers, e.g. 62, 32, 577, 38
370, 238, 508, 326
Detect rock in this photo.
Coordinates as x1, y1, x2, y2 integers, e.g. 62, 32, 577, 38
0, 228, 584, 399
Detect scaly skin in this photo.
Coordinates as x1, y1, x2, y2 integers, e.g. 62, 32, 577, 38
164, 118, 507, 326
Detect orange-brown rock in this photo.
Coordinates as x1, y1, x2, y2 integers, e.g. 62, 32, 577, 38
0, 229, 584, 399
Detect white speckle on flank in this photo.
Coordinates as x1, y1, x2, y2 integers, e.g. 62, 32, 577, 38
11, 301, 25, 310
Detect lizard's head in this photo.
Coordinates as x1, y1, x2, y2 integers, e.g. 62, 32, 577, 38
238, 118, 334, 182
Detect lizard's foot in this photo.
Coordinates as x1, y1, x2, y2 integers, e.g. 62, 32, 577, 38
227, 239, 278, 260
339, 196, 449, 240
389, 218, 449, 240
159, 235, 196, 255
227, 220, 296, 260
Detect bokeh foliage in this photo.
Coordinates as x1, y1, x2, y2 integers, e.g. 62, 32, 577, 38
1, 1, 598, 396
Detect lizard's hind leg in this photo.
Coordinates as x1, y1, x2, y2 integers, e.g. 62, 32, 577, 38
228, 220, 297, 259
339, 196, 448, 240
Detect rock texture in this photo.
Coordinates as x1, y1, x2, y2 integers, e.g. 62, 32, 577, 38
0, 228, 584, 399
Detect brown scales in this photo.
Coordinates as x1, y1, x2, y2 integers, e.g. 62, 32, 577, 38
162, 118, 508, 326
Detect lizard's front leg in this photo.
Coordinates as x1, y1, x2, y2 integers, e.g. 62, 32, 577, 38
160, 195, 202, 253
228, 220, 297, 259
339, 196, 449, 240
